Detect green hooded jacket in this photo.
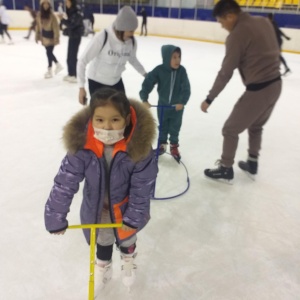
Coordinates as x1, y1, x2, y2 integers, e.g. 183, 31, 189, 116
139, 45, 191, 105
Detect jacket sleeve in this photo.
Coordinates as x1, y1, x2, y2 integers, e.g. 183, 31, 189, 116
128, 39, 147, 76
139, 68, 159, 101
52, 14, 60, 44
207, 33, 242, 101
122, 151, 158, 230
61, 12, 82, 31
179, 67, 191, 105
77, 31, 107, 88
35, 15, 41, 42
44, 152, 86, 233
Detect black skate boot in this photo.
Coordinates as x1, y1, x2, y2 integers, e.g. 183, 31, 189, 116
238, 156, 258, 180
170, 144, 181, 163
204, 161, 234, 184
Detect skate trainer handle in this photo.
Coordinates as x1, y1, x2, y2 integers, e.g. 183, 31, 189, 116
68, 223, 122, 300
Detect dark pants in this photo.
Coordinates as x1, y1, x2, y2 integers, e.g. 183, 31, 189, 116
0, 24, 11, 40
45, 46, 58, 68
141, 22, 147, 36
67, 37, 81, 77
88, 78, 126, 96
157, 107, 183, 145
25, 21, 36, 38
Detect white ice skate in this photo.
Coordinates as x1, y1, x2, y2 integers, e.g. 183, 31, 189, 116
68, 76, 77, 83
63, 75, 71, 81
121, 253, 137, 291
55, 63, 63, 75
94, 260, 112, 294
44, 68, 53, 79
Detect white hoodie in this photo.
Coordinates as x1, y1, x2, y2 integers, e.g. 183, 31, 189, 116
77, 26, 146, 88
0, 5, 11, 25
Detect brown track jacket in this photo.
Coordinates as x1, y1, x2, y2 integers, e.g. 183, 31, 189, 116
208, 12, 281, 101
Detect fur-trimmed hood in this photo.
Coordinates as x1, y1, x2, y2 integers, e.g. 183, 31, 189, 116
62, 99, 156, 162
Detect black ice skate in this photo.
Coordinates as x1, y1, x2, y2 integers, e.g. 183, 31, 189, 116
170, 144, 181, 163
204, 161, 234, 184
238, 157, 258, 180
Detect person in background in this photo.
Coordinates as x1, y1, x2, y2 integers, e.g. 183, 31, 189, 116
201, 0, 282, 183
140, 7, 147, 36
139, 45, 191, 162
44, 88, 158, 292
267, 13, 291, 76
59, 0, 84, 83
57, 2, 64, 30
24, 5, 37, 40
82, 4, 95, 36
36, 0, 63, 79
77, 6, 147, 105
0, 0, 13, 44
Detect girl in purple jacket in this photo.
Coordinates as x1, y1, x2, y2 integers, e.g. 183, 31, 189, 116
45, 88, 158, 292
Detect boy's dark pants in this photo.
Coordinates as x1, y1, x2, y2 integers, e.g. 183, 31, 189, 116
158, 108, 183, 145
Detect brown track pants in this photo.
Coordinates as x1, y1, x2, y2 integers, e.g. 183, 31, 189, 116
221, 79, 282, 167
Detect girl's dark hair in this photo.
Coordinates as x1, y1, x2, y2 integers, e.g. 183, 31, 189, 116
115, 30, 125, 42
213, 0, 241, 18
40, 1, 52, 19
90, 88, 132, 136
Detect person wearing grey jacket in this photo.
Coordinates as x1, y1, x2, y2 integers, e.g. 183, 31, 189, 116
44, 88, 158, 290
201, 0, 282, 183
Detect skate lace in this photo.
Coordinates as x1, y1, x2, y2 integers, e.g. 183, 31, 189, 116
208, 160, 222, 172
121, 253, 137, 274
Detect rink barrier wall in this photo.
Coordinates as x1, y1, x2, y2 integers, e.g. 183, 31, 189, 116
8, 10, 300, 54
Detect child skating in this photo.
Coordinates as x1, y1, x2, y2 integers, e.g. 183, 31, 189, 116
44, 88, 158, 294
139, 45, 191, 162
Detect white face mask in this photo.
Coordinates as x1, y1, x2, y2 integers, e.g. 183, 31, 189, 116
93, 127, 125, 145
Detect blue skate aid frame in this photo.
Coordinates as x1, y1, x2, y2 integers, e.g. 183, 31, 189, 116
151, 105, 190, 200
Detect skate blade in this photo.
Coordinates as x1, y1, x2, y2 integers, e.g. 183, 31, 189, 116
204, 175, 234, 185
172, 155, 181, 164
241, 170, 256, 181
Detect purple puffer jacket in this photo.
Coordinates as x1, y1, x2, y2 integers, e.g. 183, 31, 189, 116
45, 100, 158, 244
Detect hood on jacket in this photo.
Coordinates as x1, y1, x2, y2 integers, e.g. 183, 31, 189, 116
161, 45, 181, 70
62, 99, 156, 162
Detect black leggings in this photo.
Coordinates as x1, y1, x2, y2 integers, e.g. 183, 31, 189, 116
0, 24, 12, 40
88, 78, 126, 96
45, 46, 58, 68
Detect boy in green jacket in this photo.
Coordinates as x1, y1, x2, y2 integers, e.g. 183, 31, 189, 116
139, 45, 191, 162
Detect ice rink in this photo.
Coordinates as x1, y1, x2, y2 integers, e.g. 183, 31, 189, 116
1, 30, 300, 300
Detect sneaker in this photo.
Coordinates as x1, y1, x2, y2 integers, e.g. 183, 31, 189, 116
8, 40, 14, 45
94, 259, 112, 292
170, 143, 181, 163
158, 143, 167, 155
238, 157, 258, 180
68, 76, 77, 83
204, 160, 234, 184
121, 253, 137, 290
54, 63, 63, 75
44, 68, 53, 79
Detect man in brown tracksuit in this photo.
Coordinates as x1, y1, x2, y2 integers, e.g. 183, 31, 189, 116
201, 0, 282, 183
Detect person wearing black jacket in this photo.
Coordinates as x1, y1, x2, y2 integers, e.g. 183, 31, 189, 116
267, 13, 291, 76
140, 7, 147, 36
60, 0, 84, 83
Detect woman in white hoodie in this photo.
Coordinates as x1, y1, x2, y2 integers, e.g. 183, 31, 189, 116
0, 1, 13, 44
77, 6, 146, 105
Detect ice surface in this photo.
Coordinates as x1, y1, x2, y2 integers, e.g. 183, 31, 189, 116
1, 31, 300, 300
